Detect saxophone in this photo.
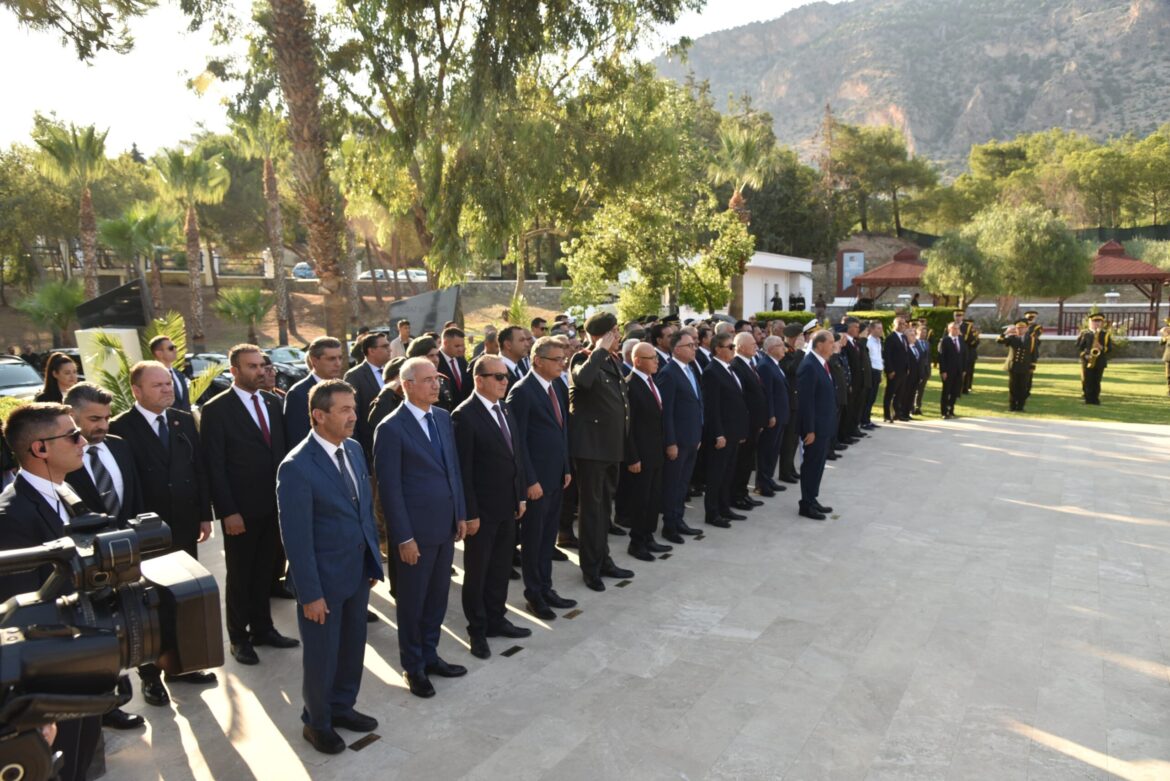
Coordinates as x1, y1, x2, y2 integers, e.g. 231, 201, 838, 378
1085, 329, 1103, 370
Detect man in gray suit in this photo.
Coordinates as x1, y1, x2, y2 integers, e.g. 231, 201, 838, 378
277, 380, 384, 754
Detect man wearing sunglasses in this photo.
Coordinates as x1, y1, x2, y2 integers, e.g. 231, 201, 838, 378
0, 402, 99, 781
149, 335, 191, 412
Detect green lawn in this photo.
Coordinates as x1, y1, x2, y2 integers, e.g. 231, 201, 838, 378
905, 361, 1170, 426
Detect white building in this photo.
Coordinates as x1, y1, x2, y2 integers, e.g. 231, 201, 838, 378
741, 251, 815, 315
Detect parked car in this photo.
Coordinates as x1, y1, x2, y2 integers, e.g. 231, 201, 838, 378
0, 355, 45, 400
357, 268, 428, 284
186, 351, 305, 405
292, 262, 317, 280
265, 346, 307, 367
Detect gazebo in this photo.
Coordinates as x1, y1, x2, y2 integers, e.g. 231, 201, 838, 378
851, 247, 925, 301
1056, 241, 1170, 335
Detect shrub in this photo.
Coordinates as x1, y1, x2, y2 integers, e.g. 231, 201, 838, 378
754, 310, 812, 323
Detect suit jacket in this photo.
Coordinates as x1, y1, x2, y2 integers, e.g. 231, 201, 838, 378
938, 335, 966, 376
65, 434, 143, 523
452, 396, 526, 523
283, 374, 317, 446
568, 348, 630, 463
883, 332, 910, 374
694, 348, 712, 372
199, 387, 287, 522
276, 436, 382, 605
701, 359, 748, 445
624, 373, 666, 469
778, 350, 802, 415
757, 355, 790, 428
829, 355, 849, 409
109, 407, 211, 548
842, 338, 865, 399
373, 404, 466, 547
436, 352, 472, 406
507, 373, 570, 492
0, 476, 68, 599
730, 356, 768, 433
368, 386, 403, 434
656, 359, 703, 449
171, 367, 192, 412
344, 362, 383, 462
797, 352, 838, 438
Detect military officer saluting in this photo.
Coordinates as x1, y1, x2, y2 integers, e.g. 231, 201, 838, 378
1076, 313, 1113, 405
1022, 310, 1042, 396
954, 309, 980, 394
997, 318, 1034, 412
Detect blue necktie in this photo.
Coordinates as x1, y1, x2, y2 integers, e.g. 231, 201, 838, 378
335, 447, 358, 505
425, 411, 444, 462
156, 413, 170, 450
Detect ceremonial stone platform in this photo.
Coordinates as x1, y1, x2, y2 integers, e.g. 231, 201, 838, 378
106, 416, 1170, 780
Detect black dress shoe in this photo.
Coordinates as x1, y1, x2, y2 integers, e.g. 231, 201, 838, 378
509, 568, 521, 580
142, 678, 170, 707
557, 535, 579, 549
753, 485, 775, 497
677, 522, 701, 535
543, 590, 577, 609
601, 563, 634, 579
798, 506, 827, 521
469, 636, 491, 659
779, 475, 799, 485
165, 670, 218, 685
404, 671, 435, 698
367, 610, 378, 623
583, 575, 606, 592
627, 545, 655, 562
705, 517, 731, 528
607, 524, 627, 536
551, 548, 569, 561
231, 642, 259, 666
102, 708, 145, 730
303, 724, 346, 754
425, 657, 468, 677
832, 443, 848, 451
271, 584, 296, 600
724, 511, 747, 521
688, 486, 704, 497
662, 530, 685, 545
525, 599, 556, 620
332, 710, 378, 732
252, 630, 300, 649
732, 499, 755, 511
814, 502, 833, 513
826, 453, 840, 461
513, 549, 523, 566
645, 537, 672, 553
486, 621, 532, 639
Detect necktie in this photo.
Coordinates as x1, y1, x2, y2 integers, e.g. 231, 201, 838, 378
647, 376, 662, 409
824, 359, 831, 377
335, 447, 358, 504
156, 413, 170, 450
685, 364, 699, 397
727, 364, 742, 391
424, 411, 444, 461
251, 393, 271, 445
547, 384, 563, 427
450, 357, 462, 391
88, 446, 120, 516
492, 404, 513, 452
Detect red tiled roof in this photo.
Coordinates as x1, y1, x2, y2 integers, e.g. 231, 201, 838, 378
892, 246, 921, 262
853, 259, 926, 286
1092, 242, 1170, 284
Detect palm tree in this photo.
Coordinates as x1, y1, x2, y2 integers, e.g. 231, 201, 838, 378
16, 280, 85, 347
98, 203, 178, 312
152, 149, 230, 350
211, 288, 275, 344
233, 110, 293, 345
708, 120, 779, 318
33, 123, 109, 299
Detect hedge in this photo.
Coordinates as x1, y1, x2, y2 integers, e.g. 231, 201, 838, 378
846, 310, 898, 334
754, 310, 814, 323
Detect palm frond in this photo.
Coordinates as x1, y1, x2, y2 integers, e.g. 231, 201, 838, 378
87, 331, 136, 415
189, 362, 226, 405
141, 311, 188, 371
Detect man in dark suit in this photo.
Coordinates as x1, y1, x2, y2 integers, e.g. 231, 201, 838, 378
499, 326, 528, 388
729, 332, 767, 510
568, 313, 635, 592
656, 330, 703, 544
201, 345, 299, 667
63, 384, 148, 731
840, 318, 866, 439
437, 327, 472, 406
882, 317, 910, 422
938, 321, 966, 418
694, 325, 713, 371
283, 336, 346, 447
374, 357, 469, 698
796, 331, 838, 521
149, 335, 190, 412
110, 361, 218, 705
343, 331, 390, 460
622, 343, 672, 562
453, 356, 530, 659
277, 380, 384, 754
777, 325, 804, 484
755, 336, 790, 497
0, 404, 102, 781
701, 333, 749, 529
507, 336, 575, 620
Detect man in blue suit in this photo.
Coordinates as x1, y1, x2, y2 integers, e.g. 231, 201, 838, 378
796, 331, 838, 521
277, 380, 384, 754
283, 336, 346, 447
507, 336, 576, 620
656, 330, 703, 544
374, 357, 469, 698
755, 335, 790, 497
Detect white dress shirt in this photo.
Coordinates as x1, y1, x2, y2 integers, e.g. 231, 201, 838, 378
19, 470, 71, 524
402, 399, 433, 440
715, 358, 742, 390
310, 429, 358, 491
367, 361, 386, 390
84, 440, 125, 506
867, 335, 884, 371
134, 402, 168, 437
231, 384, 271, 432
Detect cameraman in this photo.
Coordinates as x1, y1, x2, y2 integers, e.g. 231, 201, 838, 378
0, 403, 100, 781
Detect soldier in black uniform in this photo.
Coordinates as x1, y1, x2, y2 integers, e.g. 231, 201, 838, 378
997, 318, 1034, 411
955, 310, 980, 393
1022, 310, 1042, 397
569, 312, 634, 592
1076, 313, 1113, 405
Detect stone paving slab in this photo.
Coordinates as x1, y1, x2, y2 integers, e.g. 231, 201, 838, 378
105, 416, 1170, 780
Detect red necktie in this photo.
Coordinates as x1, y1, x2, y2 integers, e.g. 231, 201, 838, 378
449, 357, 462, 391
647, 376, 662, 409
548, 384, 563, 427
251, 393, 271, 446
824, 360, 831, 377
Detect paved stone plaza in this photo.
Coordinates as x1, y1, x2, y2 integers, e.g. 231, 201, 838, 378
106, 416, 1170, 780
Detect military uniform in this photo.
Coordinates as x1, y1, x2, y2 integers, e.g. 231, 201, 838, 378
1075, 315, 1113, 405
957, 316, 979, 393
997, 319, 1034, 411
1022, 311, 1042, 397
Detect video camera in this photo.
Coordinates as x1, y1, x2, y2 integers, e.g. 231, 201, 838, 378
0, 512, 223, 781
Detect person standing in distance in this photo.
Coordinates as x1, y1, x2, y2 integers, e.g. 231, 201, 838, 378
796, 331, 838, 521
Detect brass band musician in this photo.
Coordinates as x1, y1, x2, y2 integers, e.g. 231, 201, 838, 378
997, 318, 1035, 412
1075, 314, 1112, 405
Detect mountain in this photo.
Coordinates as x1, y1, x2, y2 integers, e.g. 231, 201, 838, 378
655, 0, 1170, 169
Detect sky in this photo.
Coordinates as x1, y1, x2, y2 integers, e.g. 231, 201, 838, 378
0, 0, 824, 156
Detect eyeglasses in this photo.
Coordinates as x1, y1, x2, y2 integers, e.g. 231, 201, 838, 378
161, 345, 176, 352
39, 428, 83, 445
478, 372, 510, 382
